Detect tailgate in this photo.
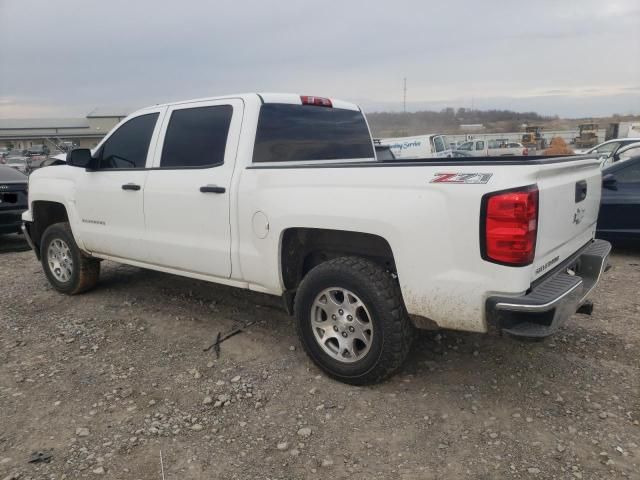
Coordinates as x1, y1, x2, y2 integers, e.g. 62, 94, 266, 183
532, 157, 601, 280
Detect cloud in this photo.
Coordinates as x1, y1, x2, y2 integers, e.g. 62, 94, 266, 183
0, 0, 638, 118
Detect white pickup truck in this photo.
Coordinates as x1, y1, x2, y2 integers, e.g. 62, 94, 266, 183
22, 93, 610, 384
456, 139, 529, 157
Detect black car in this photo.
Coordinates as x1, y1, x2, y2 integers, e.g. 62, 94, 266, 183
596, 156, 640, 243
0, 166, 28, 235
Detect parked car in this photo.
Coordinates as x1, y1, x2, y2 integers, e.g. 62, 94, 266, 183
5, 153, 30, 174
0, 165, 29, 234
574, 138, 640, 156
450, 150, 474, 157
378, 134, 451, 159
37, 153, 67, 168
25, 145, 49, 157
22, 93, 610, 384
596, 156, 640, 243
456, 139, 528, 157
374, 145, 396, 161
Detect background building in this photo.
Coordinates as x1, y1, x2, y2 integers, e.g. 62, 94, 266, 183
0, 108, 129, 151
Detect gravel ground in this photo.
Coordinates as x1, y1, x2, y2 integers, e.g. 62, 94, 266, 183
1, 233, 639, 479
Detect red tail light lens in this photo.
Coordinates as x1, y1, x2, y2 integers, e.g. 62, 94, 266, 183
482, 186, 538, 266
523, 148, 529, 156
300, 95, 332, 107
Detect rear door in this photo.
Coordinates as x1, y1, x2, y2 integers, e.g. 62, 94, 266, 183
532, 157, 603, 279
143, 98, 243, 277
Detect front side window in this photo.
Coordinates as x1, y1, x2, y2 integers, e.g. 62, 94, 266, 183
433, 136, 445, 152
476, 141, 485, 150
458, 141, 473, 151
253, 104, 373, 163
99, 113, 159, 169
618, 146, 640, 162
591, 142, 618, 155
160, 105, 233, 168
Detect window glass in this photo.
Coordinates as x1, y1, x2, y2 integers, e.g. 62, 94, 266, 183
253, 104, 373, 163
476, 141, 485, 150
99, 113, 158, 169
591, 142, 618, 154
618, 146, 640, 162
616, 161, 640, 183
160, 105, 233, 168
433, 136, 445, 152
458, 141, 472, 151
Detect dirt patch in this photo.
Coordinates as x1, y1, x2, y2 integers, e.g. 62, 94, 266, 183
1, 243, 639, 479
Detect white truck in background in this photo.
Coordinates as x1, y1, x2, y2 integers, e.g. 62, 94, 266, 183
22, 93, 610, 385
378, 134, 451, 159
456, 139, 529, 157
606, 122, 640, 141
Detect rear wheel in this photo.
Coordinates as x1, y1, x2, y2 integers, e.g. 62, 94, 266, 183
294, 256, 414, 385
40, 222, 100, 294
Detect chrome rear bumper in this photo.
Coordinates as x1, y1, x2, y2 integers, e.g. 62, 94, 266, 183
486, 239, 611, 338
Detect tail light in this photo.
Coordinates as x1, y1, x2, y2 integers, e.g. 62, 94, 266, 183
481, 185, 538, 266
300, 95, 332, 107
523, 148, 529, 156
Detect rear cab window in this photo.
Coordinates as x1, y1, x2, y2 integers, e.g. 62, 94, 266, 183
253, 103, 374, 163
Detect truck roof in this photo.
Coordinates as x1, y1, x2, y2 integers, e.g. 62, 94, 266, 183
133, 93, 361, 115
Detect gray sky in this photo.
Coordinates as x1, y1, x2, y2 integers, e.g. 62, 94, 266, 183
1, 0, 639, 118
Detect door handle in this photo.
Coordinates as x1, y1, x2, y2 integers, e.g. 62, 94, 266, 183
200, 185, 226, 194
122, 183, 141, 191
575, 180, 587, 202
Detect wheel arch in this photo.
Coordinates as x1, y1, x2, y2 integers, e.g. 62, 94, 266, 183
30, 200, 70, 254
280, 227, 397, 294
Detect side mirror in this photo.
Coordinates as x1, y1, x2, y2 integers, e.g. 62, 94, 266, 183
66, 148, 94, 169
602, 173, 617, 190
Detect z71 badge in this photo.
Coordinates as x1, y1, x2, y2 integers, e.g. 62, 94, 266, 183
430, 173, 493, 184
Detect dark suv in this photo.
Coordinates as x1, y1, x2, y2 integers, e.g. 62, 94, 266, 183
0, 166, 29, 234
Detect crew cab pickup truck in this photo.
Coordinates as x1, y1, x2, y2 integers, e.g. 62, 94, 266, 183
22, 93, 610, 384
456, 139, 529, 157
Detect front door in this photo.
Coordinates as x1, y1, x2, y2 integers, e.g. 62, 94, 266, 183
74, 109, 164, 260
143, 98, 244, 278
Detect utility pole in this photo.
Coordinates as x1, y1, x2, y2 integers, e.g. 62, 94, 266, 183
403, 77, 407, 113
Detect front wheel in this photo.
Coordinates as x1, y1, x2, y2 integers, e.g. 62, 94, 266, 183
294, 256, 414, 385
40, 222, 100, 294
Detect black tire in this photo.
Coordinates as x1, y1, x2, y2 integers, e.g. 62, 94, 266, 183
40, 222, 100, 294
294, 256, 414, 385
